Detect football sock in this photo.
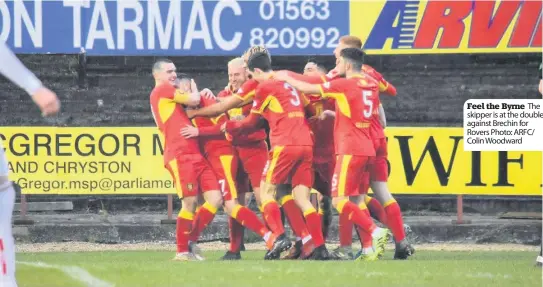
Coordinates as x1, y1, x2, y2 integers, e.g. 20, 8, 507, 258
357, 203, 374, 248
366, 196, 388, 225
318, 208, 329, 240
176, 209, 194, 253
231, 205, 269, 237
384, 199, 406, 242
262, 200, 285, 235
337, 199, 377, 235
189, 202, 217, 243
228, 217, 244, 253
303, 208, 325, 247
339, 210, 353, 247
280, 195, 310, 238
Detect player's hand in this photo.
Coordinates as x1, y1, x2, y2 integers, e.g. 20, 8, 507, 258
180, 125, 199, 138
326, 68, 339, 79
231, 115, 245, 121
320, 110, 336, 120
220, 122, 227, 132
273, 70, 289, 82
190, 79, 198, 93
31, 87, 60, 117
186, 109, 197, 119
200, 88, 215, 99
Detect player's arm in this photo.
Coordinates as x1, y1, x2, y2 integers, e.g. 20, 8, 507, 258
172, 89, 201, 107
0, 40, 60, 116
278, 75, 322, 95
0, 40, 43, 95
181, 116, 227, 139
301, 93, 317, 118
378, 104, 386, 128
379, 79, 397, 97
188, 95, 243, 118
199, 116, 228, 137
224, 113, 263, 134
277, 70, 327, 84
226, 85, 269, 133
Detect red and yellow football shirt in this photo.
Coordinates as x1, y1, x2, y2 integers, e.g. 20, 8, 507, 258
318, 75, 378, 156
191, 96, 231, 156
251, 79, 313, 148
218, 86, 267, 145
150, 83, 201, 165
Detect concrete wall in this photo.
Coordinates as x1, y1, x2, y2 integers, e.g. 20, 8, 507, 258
1, 53, 541, 127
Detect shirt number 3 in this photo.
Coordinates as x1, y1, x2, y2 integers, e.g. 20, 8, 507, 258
284, 83, 301, 106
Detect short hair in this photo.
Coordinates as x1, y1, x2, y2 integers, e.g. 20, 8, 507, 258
340, 48, 365, 71
306, 61, 327, 74
247, 52, 272, 72
243, 46, 271, 63
339, 35, 363, 49
152, 58, 173, 73
228, 57, 245, 68
177, 73, 191, 82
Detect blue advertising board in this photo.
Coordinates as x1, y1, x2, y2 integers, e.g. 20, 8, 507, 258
0, 0, 349, 56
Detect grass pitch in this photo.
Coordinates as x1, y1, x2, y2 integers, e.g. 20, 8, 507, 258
16, 250, 541, 287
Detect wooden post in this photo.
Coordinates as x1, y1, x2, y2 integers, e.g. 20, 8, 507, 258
77, 49, 87, 89
14, 194, 34, 225
453, 194, 471, 224
161, 194, 175, 224
167, 194, 173, 220
20, 194, 27, 219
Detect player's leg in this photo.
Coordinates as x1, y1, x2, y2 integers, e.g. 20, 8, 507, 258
352, 184, 380, 262
536, 242, 543, 267
225, 166, 250, 257
371, 138, 414, 259
276, 183, 311, 251
359, 163, 387, 225
313, 165, 333, 241
349, 174, 374, 260
0, 140, 17, 287
238, 142, 268, 209
238, 142, 268, 251
166, 158, 199, 261
271, 147, 322, 259
259, 147, 296, 259
330, 155, 390, 259
217, 155, 275, 259
290, 146, 328, 260
184, 157, 222, 260
0, 178, 17, 287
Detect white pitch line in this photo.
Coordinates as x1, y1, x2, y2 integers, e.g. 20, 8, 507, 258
17, 261, 115, 287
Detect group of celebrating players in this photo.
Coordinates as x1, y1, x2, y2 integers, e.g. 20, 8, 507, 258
149, 35, 415, 261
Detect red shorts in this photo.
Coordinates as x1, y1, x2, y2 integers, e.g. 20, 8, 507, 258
235, 140, 268, 189
262, 145, 313, 187
368, 138, 388, 182
207, 153, 239, 201
313, 157, 335, 197
331, 155, 371, 197
165, 154, 218, 199
359, 172, 371, 195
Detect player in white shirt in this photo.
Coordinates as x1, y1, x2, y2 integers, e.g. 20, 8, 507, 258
0, 40, 60, 287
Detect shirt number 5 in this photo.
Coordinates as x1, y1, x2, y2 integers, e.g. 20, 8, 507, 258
362, 90, 373, 119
